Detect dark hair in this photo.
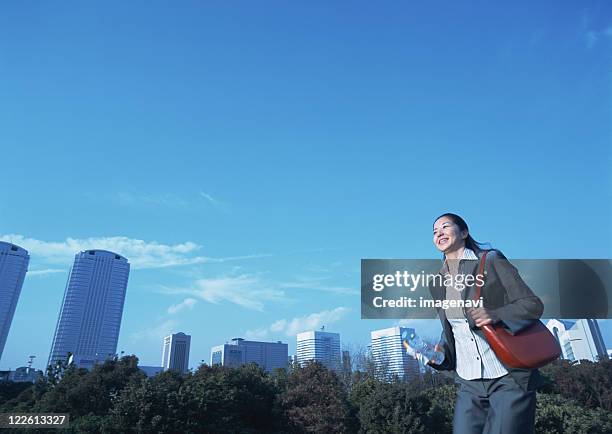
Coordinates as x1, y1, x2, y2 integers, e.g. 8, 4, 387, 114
433, 213, 490, 253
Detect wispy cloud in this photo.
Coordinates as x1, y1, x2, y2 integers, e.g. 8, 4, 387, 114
199, 191, 228, 212
115, 192, 190, 208
243, 327, 269, 340
160, 270, 354, 312
245, 307, 350, 339
279, 267, 358, 295
0, 234, 270, 270
162, 274, 287, 311
281, 277, 358, 295
584, 24, 612, 49
107, 191, 229, 212
585, 30, 598, 49
167, 298, 198, 314
27, 268, 67, 277
130, 319, 179, 342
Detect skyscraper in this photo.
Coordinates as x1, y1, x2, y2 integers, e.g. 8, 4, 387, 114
546, 318, 608, 362
162, 332, 191, 373
296, 330, 341, 371
0, 242, 29, 363
210, 337, 288, 372
48, 250, 130, 369
370, 326, 420, 381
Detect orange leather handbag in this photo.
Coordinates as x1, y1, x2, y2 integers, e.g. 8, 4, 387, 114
474, 251, 561, 369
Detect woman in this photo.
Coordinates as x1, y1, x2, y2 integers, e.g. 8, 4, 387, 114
428, 213, 543, 434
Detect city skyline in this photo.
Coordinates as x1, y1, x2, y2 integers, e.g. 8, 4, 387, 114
0, 239, 610, 371
1, 2, 611, 370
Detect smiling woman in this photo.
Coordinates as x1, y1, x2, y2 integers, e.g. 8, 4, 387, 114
428, 213, 544, 434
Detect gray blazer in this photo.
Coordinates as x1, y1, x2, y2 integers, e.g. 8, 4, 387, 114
428, 249, 545, 391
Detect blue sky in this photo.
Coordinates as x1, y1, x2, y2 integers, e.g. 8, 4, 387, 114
1, 1, 611, 370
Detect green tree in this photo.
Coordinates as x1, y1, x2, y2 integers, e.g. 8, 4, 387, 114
540, 359, 612, 411
0, 379, 49, 413
181, 363, 279, 433
349, 376, 455, 434
34, 355, 144, 419
106, 368, 187, 433
280, 362, 351, 433
416, 384, 455, 434
108, 363, 279, 433
0, 381, 34, 406
535, 393, 612, 434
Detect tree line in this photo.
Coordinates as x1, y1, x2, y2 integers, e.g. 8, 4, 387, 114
0, 355, 611, 433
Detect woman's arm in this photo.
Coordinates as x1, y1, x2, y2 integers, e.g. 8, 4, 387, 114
488, 250, 544, 334
427, 281, 454, 371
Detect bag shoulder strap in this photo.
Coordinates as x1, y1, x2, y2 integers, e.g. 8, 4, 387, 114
473, 250, 489, 301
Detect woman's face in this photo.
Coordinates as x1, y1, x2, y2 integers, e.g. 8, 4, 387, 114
433, 216, 467, 253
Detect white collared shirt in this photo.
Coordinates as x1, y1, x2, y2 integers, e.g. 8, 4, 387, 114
446, 248, 508, 380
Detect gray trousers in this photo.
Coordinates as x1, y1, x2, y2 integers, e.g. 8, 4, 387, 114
453, 373, 536, 434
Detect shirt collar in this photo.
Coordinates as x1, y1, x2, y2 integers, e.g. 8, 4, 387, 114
461, 248, 478, 260
440, 248, 478, 274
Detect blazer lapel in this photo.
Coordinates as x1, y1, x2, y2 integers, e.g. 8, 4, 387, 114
431, 274, 445, 301
461, 258, 480, 302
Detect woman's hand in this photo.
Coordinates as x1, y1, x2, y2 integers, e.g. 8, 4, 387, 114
466, 307, 499, 327
426, 344, 444, 367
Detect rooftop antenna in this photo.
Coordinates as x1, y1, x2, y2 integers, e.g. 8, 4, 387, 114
27, 355, 36, 369
321, 325, 325, 331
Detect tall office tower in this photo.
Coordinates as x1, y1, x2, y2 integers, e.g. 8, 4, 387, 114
48, 250, 130, 369
210, 337, 288, 372
370, 326, 420, 381
296, 330, 341, 371
546, 319, 608, 362
0, 242, 29, 362
162, 332, 191, 373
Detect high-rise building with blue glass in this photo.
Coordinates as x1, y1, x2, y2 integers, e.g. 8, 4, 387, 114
48, 250, 130, 369
546, 318, 608, 362
162, 332, 191, 374
210, 337, 288, 372
370, 326, 420, 381
296, 330, 341, 371
0, 242, 29, 363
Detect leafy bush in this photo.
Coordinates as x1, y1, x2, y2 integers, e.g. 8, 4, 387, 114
1, 356, 611, 433
535, 393, 612, 434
